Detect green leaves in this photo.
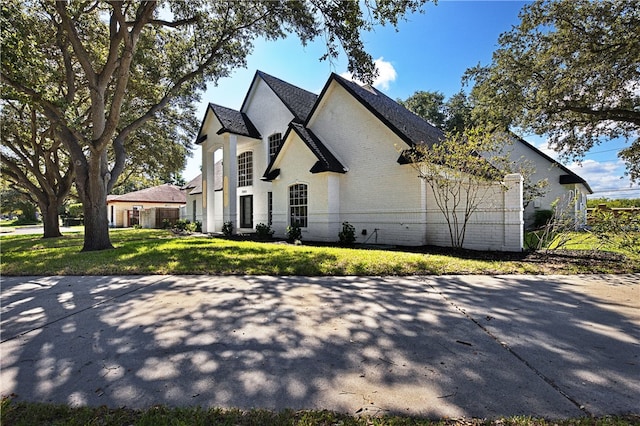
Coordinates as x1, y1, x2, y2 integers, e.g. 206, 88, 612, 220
466, 0, 640, 181
3, 0, 434, 250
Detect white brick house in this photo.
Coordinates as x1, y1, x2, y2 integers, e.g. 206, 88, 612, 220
195, 71, 590, 251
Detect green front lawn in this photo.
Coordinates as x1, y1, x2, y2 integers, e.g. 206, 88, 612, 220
2, 399, 637, 426
1, 228, 637, 276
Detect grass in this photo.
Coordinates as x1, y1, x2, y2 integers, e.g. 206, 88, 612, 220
1, 228, 638, 276
1, 399, 638, 426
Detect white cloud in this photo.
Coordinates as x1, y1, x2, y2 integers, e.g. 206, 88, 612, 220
533, 139, 637, 198
340, 57, 397, 91
568, 158, 637, 198
372, 57, 397, 90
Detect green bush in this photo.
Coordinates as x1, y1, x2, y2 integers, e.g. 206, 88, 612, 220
67, 203, 84, 218
589, 209, 640, 253
173, 219, 198, 233
255, 223, 275, 240
338, 221, 356, 245
286, 223, 302, 243
222, 221, 233, 237
533, 209, 553, 228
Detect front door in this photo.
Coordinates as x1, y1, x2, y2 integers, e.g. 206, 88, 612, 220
240, 195, 253, 229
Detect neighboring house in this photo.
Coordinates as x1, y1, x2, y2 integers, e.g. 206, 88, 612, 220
195, 71, 589, 251
181, 174, 203, 224
107, 183, 186, 228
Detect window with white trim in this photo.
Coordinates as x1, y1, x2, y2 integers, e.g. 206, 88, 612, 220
238, 151, 253, 187
289, 183, 308, 228
268, 133, 282, 162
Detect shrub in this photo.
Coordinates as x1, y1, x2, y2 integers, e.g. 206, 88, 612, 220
286, 223, 302, 243
338, 221, 356, 245
222, 221, 233, 237
533, 209, 553, 228
173, 219, 189, 231
255, 223, 275, 240
67, 203, 84, 218
589, 209, 640, 254
173, 219, 198, 234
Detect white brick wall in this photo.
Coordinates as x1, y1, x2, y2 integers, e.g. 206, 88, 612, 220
201, 77, 524, 251
504, 138, 589, 228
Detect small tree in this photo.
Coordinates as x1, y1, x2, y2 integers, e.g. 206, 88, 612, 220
405, 128, 515, 249
532, 192, 591, 251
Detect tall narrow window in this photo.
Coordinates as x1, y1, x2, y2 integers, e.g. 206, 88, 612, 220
267, 192, 273, 226
238, 151, 253, 187
289, 183, 308, 228
268, 133, 282, 162
192, 200, 197, 223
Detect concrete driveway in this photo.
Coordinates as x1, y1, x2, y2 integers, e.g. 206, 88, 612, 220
1, 274, 638, 419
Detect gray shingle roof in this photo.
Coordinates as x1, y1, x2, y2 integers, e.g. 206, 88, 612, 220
325, 74, 445, 149
289, 123, 346, 174
513, 134, 593, 193
182, 174, 203, 195
262, 123, 346, 181
107, 184, 186, 203
255, 71, 318, 123
209, 103, 261, 139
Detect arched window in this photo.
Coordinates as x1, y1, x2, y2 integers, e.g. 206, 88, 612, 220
289, 183, 308, 228
268, 133, 282, 162
238, 151, 252, 187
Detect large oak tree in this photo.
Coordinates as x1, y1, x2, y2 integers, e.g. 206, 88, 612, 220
1, 0, 428, 251
1, 102, 74, 237
465, 0, 640, 181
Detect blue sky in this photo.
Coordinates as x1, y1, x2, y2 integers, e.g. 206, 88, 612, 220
183, 0, 638, 199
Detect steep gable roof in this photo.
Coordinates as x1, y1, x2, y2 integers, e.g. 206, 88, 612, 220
262, 123, 346, 181
513, 134, 593, 193
107, 184, 186, 203
243, 71, 318, 123
289, 123, 346, 174
208, 103, 261, 139
310, 74, 445, 149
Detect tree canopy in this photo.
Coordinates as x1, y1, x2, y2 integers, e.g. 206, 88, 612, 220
0, 102, 75, 237
398, 90, 472, 133
1, 0, 429, 251
465, 0, 640, 181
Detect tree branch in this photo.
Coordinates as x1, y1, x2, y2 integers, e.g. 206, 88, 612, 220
54, 1, 98, 90
561, 105, 640, 127
148, 17, 198, 28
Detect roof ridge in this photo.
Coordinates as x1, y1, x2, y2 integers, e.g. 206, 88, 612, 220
256, 70, 318, 98
255, 70, 319, 122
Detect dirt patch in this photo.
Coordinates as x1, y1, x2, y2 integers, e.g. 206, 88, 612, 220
402, 245, 634, 274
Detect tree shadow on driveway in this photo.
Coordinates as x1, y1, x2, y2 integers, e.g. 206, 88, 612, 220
431, 274, 639, 417
1, 274, 637, 419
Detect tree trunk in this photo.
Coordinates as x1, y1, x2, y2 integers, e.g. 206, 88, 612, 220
41, 199, 62, 238
78, 153, 114, 251
81, 186, 113, 251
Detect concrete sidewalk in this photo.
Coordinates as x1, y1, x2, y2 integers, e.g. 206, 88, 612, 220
1, 274, 638, 419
